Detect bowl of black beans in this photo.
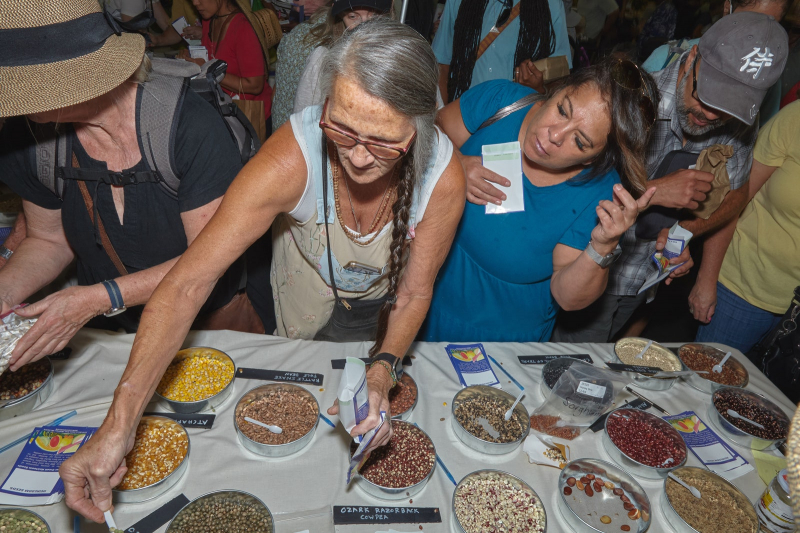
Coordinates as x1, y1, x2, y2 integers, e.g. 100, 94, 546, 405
708, 387, 790, 451
166, 490, 273, 533
540, 357, 589, 400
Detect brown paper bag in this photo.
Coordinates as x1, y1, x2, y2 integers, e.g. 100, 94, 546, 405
692, 143, 734, 219
235, 99, 267, 144
533, 55, 571, 82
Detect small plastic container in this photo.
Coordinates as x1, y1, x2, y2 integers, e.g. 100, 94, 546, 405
708, 387, 790, 451
155, 347, 236, 414
678, 344, 748, 394
451, 385, 530, 455
558, 458, 652, 533
166, 490, 274, 532
614, 338, 683, 391
757, 469, 794, 533
0, 508, 51, 533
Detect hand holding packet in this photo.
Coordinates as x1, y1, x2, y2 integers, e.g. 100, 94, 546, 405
337, 357, 370, 443
638, 222, 693, 294
346, 411, 386, 484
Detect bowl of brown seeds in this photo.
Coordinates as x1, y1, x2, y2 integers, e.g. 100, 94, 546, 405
451, 385, 529, 455
233, 383, 319, 458
0, 508, 51, 532
0, 357, 54, 422
708, 387, 790, 451
166, 490, 273, 533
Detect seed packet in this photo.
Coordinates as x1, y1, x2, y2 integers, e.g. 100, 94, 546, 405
523, 434, 570, 469
0, 425, 96, 505
337, 357, 370, 442
445, 343, 501, 388
346, 411, 386, 485
638, 222, 693, 294
529, 362, 632, 440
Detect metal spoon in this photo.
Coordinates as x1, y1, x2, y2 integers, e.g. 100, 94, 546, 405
712, 352, 732, 373
635, 340, 653, 359
668, 472, 701, 499
726, 409, 765, 429
245, 416, 283, 434
504, 388, 525, 420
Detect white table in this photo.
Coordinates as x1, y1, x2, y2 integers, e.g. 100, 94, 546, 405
0, 329, 794, 533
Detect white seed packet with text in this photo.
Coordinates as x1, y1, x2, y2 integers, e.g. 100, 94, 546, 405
482, 141, 524, 214
337, 357, 370, 442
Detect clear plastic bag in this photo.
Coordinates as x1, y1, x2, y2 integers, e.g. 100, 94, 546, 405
529, 361, 632, 440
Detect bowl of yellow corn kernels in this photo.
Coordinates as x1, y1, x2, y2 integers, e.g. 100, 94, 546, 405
155, 347, 236, 414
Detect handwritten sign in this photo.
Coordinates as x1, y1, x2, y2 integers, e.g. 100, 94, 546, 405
333, 506, 441, 525
331, 356, 412, 370
236, 368, 324, 386
124, 494, 190, 533
142, 412, 215, 429
517, 354, 594, 365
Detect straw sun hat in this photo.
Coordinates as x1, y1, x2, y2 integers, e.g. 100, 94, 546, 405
0, 0, 145, 118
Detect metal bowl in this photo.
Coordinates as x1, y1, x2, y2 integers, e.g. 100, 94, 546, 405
558, 458, 652, 533
352, 420, 435, 500
391, 372, 418, 421
451, 385, 530, 455
113, 416, 190, 503
155, 347, 236, 414
614, 338, 683, 391
540, 357, 588, 400
452, 470, 547, 533
602, 408, 687, 479
166, 489, 274, 532
233, 383, 319, 458
0, 357, 54, 422
661, 466, 759, 533
0, 508, 51, 532
708, 387, 790, 451
678, 344, 748, 394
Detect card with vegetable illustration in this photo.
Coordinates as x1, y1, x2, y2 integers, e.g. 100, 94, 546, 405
0, 425, 97, 505
445, 343, 501, 388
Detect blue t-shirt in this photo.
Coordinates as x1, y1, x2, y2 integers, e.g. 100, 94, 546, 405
431, 0, 572, 93
419, 80, 620, 342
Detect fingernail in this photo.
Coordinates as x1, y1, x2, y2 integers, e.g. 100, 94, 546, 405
505, 181, 510, 186
614, 184, 622, 191
501, 195, 507, 200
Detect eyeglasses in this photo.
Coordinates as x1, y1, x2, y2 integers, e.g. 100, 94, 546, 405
318, 100, 416, 160
610, 59, 657, 128
494, 0, 512, 30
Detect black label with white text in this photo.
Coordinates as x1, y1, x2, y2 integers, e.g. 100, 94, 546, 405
142, 412, 215, 429
124, 494, 190, 533
236, 368, 324, 386
333, 506, 441, 525
330, 356, 413, 369
517, 354, 594, 365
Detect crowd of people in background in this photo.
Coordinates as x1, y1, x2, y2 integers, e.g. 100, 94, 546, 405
1, 0, 799, 520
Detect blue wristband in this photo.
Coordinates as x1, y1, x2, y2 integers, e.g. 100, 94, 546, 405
101, 280, 125, 314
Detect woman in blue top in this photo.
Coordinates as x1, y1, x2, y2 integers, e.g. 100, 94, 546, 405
420, 60, 660, 342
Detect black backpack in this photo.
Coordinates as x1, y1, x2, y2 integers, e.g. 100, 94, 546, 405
33, 57, 260, 198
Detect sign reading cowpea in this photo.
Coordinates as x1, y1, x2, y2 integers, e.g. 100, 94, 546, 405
333, 506, 441, 525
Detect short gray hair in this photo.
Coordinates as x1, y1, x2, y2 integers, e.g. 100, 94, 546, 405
318, 17, 439, 182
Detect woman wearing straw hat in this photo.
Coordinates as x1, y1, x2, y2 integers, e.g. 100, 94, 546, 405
0, 0, 264, 370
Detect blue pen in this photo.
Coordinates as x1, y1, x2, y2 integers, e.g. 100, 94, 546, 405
413, 423, 457, 486
0, 410, 78, 455
73, 515, 80, 533
318, 413, 336, 428
487, 354, 524, 391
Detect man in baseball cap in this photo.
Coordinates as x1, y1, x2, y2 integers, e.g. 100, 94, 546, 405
553, 11, 789, 343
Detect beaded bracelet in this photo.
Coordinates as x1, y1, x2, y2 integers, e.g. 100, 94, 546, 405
372, 359, 397, 388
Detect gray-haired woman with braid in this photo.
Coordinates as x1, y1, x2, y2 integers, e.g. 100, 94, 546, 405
61, 18, 465, 522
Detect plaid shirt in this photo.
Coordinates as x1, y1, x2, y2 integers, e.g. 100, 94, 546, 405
606, 53, 758, 296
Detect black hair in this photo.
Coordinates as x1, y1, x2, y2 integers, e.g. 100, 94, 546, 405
446, 0, 555, 101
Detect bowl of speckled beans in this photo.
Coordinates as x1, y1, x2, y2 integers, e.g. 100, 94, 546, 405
678, 344, 748, 394
614, 338, 684, 391
451, 385, 530, 455
708, 387, 790, 451
166, 490, 274, 533
0, 508, 50, 532
350, 420, 436, 500
452, 470, 546, 533
155, 347, 236, 414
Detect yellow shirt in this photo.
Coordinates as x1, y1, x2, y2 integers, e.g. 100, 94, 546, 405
719, 102, 800, 314
170, 0, 198, 25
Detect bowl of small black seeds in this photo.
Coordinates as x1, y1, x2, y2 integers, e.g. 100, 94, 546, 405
708, 387, 790, 451
451, 385, 529, 455
541, 357, 588, 399
0, 508, 50, 532
166, 490, 273, 533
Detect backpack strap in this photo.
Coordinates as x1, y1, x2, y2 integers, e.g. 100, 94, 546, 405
478, 92, 541, 131
33, 123, 70, 199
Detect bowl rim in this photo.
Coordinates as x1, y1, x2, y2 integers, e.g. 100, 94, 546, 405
165, 488, 274, 532
0, 507, 51, 532
233, 383, 320, 449
154, 346, 236, 406
710, 387, 790, 441
450, 385, 531, 447
677, 343, 749, 388
353, 419, 436, 491
451, 468, 547, 533
0, 356, 54, 408
604, 407, 688, 471
613, 337, 684, 379
662, 465, 759, 533
391, 371, 418, 418
112, 415, 191, 495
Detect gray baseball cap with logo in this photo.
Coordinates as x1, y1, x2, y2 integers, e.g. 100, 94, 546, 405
697, 12, 788, 126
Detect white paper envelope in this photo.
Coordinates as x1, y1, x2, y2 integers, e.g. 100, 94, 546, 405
482, 141, 524, 214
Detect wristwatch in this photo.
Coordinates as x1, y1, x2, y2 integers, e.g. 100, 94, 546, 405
0, 245, 12, 261
102, 280, 127, 317
585, 241, 622, 268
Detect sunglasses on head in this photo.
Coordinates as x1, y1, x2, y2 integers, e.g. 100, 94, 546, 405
610, 59, 657, 128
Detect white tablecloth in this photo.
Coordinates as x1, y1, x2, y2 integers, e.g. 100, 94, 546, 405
0, 329, 795, 533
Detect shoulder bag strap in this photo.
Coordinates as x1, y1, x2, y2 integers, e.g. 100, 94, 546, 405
478, 92, 540, 130
73, 154, 129, 277
475, 2, 522, 62
321, 140, 349, 310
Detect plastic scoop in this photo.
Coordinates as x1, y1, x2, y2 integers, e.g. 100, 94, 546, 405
668, 472, 701, 499
635, 340, 653, 359
245, 416, 283, 434
712, 352, 732, 373
504, 388, 525, 420
726, 409, 765, 429
105, 511, 124, 533
476, 418, 500, 439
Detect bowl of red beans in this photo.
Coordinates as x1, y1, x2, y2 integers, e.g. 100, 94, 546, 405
708, 387, 790, 451
602, 408, 687, 479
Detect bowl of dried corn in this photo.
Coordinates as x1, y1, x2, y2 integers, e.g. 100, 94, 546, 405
113, 415, 190, 503
155, 347, 236, 414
